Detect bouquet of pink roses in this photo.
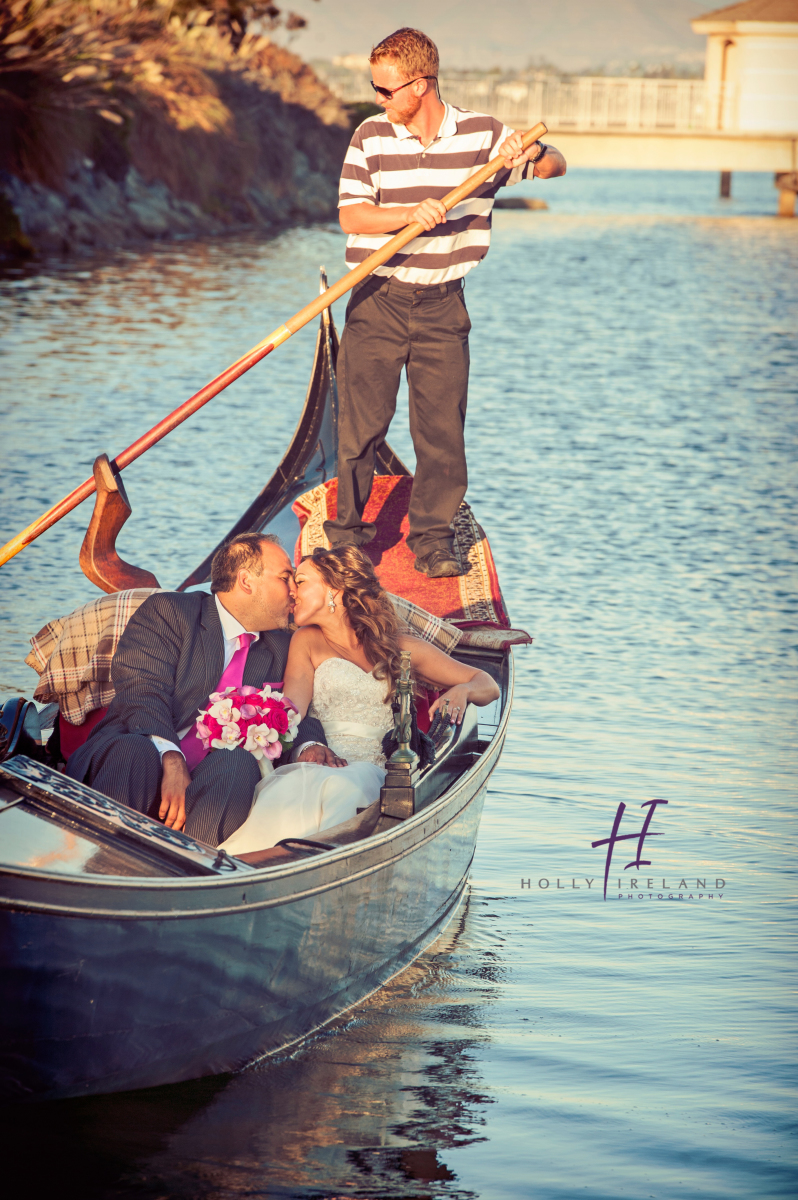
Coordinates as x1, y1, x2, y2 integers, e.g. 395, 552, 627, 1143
195, 684, 300, 765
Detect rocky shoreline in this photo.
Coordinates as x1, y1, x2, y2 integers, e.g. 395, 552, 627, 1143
2, 163, 218, 256
1, 146, 340, 259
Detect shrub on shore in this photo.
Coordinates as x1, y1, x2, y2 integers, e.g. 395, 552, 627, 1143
0, 1, 350, 256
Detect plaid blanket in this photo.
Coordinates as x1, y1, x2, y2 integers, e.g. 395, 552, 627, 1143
24, 588, 461, 727
25, 589, 162, 725
389, 593, 462, 655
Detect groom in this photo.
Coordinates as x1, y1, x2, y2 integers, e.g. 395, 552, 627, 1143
66, 533, 333, 845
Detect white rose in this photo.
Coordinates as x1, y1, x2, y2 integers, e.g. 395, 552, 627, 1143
211, 721, 242, 750
243, 722, 280, 760
207, 697, 240, 725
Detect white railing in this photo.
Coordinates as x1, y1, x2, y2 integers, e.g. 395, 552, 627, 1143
446, 76, 723, 132
320, 70, 739, 134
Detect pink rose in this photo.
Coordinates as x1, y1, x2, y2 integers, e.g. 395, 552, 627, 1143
263, 702, 289, 735
194, 687, 295, 763
204, 716, 223, 740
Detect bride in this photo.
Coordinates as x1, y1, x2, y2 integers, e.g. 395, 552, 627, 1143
220, 546, 499, 863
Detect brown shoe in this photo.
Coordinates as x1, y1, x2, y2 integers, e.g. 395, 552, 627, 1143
414, 549, 463, 578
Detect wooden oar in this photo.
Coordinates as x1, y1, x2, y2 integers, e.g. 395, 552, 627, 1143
0, 120, 547, 569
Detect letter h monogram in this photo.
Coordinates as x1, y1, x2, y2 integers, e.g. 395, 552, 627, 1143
591, 800, 668, 899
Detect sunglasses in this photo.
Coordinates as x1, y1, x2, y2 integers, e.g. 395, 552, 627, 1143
370, 76, 436, 100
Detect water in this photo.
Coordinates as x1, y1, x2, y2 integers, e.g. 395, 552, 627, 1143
513, 165, 782, 217
1, 171, 796, 1197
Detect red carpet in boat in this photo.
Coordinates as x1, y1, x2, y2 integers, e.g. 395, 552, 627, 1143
293, 476, 510, 627
58, 706, 108, 759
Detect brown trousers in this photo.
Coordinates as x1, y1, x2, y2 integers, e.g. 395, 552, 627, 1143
324, 274, 471, 558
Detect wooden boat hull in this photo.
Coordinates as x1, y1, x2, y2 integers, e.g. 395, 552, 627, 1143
0, 705, 507, 1101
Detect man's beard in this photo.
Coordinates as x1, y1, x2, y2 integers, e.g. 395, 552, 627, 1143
387, 92, 423, 125
262, 603, 292, 631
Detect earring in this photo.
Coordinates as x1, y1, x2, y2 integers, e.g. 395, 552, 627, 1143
327, 589, 336, 613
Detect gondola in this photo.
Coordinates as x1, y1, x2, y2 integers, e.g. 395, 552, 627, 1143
0, 278, 527, 1104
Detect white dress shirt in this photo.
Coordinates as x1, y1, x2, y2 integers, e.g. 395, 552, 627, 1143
150, 595, 260, 760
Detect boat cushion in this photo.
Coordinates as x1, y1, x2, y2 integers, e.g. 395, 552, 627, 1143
455, 623, 533, 650
293, 476, 512, 627
57, 706, 109, 759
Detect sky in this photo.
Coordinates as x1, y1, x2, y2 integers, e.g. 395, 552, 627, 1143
283, 0, 714, 72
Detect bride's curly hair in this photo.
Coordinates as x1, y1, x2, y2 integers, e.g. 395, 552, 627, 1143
303, 546, 403, 698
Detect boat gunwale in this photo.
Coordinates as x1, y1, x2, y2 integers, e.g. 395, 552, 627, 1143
0, 655, 512, 913
0, 762, 492, 919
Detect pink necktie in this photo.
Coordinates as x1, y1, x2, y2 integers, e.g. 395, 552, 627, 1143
180, 632, 256, 773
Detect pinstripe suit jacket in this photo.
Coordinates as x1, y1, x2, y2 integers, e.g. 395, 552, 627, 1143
68, 591, 326, 782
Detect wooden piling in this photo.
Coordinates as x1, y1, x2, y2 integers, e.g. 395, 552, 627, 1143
775, 172, 797, 218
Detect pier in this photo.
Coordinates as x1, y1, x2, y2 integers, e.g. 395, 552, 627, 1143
439, 75, 796, 178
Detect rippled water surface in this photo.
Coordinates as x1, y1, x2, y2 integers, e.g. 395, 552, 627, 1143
1, 172, 796, 1198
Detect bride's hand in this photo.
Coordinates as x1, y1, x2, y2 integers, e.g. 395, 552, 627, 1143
429, 684, 471, 726
298, 744, 348, 768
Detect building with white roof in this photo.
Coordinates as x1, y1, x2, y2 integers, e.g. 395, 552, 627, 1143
692, 0, 798, 133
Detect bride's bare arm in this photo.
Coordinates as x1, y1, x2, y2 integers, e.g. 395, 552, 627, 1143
283, 628, 316, 717
399, 635, 500, 725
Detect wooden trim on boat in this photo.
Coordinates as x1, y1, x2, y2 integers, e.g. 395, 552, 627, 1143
79, 455, 161, 593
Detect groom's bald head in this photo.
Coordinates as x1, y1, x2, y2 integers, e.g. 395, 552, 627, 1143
211, 532, 283, 594
212, 533, 296, 631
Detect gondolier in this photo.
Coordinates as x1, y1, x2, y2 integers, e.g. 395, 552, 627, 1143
325, 27, 566, 578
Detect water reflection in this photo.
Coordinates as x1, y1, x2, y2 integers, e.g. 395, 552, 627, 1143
3, 897, 495, 1199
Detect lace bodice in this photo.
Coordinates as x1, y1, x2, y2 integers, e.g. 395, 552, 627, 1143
308, 657, 394, 767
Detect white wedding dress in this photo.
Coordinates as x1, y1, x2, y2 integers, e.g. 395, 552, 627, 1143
219, 658, 393, 854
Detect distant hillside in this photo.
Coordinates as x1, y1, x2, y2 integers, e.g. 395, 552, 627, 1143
285, 0, 710, 73
0, 1, 351, 258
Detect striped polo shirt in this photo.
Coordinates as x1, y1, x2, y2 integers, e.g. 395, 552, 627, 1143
338, 103, 532, 286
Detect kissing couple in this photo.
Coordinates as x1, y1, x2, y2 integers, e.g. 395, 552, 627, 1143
66, 533, 499, 855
